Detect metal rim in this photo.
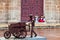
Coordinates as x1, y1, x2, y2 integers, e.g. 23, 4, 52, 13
4, 31, 11, 39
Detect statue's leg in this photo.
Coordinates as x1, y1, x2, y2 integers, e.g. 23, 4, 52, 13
31, 26, 33, 38
33, 30, 37, 37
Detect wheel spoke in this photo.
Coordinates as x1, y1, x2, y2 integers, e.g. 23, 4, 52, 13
13, 32, 20, 38
19, 31, 27, 39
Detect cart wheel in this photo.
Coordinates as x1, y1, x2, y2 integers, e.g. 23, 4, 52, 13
13, 32, 20, 38
4, 31, 11, 39
19, 30, 27, 39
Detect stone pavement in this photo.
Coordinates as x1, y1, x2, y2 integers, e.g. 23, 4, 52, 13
0, 28, 60, 40
0, 36, 46, 40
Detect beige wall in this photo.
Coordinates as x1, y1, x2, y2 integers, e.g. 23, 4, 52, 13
0, 0, 21, 23
44, 0, 60, 23
0, 0, 9, 23
8, 0, 21, 23
0, 0, 60, 23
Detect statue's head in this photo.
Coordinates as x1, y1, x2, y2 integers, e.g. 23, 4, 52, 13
28, 14, 33, 21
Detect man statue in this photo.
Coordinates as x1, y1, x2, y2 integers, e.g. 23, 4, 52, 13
29, 14, 37, 37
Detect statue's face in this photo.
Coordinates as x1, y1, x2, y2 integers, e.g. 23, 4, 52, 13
29, 14, 33, 16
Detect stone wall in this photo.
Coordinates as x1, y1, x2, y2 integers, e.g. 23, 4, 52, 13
0, 0, 21, 23
56, 0, 60, 23
44, 0, 60, 23
8, 0, 21, 23
0, 0, 7, 23
0, 0, 60, 24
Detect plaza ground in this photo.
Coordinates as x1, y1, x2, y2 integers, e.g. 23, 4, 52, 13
0, 28, 60, 40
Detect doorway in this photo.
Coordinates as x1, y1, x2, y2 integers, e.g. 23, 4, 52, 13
21, 0, 43, 22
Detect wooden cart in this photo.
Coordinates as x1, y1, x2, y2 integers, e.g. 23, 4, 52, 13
4, 22, 30, 39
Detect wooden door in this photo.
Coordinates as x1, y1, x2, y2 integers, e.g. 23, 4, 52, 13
21, 0, 43, 22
